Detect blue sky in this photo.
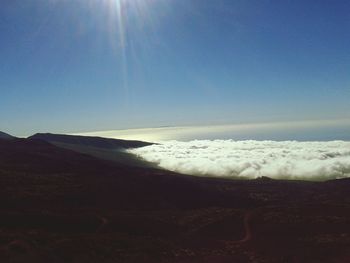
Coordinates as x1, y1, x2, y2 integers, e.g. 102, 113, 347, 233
1, 0, 349, 137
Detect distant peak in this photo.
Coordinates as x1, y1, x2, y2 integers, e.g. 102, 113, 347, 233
255, 176, 273, 181
0, 131, 15, 140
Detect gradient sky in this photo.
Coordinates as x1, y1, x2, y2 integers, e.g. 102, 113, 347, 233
1, 0, 349, 137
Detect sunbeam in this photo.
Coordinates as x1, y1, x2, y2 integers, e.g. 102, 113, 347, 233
83, 0, 160, 106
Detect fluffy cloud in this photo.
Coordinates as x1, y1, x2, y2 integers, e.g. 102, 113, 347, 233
129, 140, 350, 181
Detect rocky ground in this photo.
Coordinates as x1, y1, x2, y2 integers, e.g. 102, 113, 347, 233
0, 137, 350, 262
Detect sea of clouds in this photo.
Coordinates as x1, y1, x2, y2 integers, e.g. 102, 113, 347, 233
129, 140, 350, 180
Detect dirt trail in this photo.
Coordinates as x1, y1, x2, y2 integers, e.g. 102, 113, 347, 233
237, 210, 254, 243
228, 209, 258, 245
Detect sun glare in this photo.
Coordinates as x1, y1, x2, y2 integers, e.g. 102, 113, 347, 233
83, 0, 158, 105
101, 0, 155, 47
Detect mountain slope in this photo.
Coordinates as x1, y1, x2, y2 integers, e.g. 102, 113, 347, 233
28, 133, 155, 167
0, 138, 230, 210
29, 133, 153, 149
0, 131, 14, 140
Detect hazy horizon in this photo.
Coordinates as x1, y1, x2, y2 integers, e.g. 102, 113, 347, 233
3, 117, 350, 142
74, 118, 350, 142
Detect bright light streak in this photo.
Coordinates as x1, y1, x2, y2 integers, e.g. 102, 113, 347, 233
84, 0, 159, 105
99, 0, 157, 49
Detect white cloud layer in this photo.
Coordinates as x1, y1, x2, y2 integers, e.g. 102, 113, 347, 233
129, 140, 350, 181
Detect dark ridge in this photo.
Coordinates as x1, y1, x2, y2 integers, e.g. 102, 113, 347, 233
0, 137, 254, 210
29, 133, 153, 149
0, 131, 15, 140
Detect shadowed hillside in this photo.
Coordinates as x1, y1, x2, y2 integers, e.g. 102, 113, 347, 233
29, 133, 153, 149
1, 137, 350, 263
28, 133, 156, 168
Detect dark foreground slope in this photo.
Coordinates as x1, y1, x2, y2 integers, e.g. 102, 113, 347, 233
1, 138, 350, 263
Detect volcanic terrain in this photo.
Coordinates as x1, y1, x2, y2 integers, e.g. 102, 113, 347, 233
0, 133, 350, 262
